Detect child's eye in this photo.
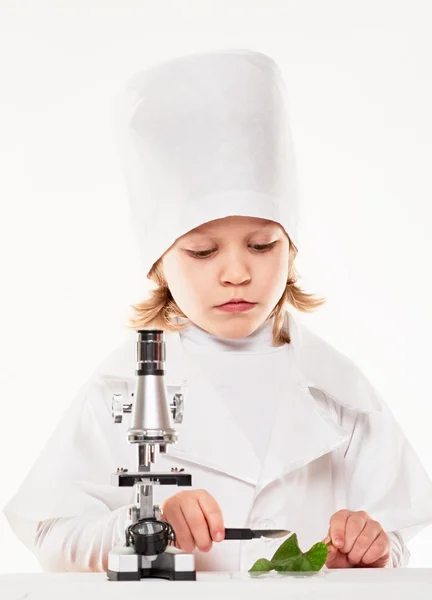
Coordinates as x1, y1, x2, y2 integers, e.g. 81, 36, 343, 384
251, 242, 277, 252
187, 242, 277, 259
188, 249, 215, 258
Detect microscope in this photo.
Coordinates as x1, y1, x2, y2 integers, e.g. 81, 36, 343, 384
106, 329, 196, 581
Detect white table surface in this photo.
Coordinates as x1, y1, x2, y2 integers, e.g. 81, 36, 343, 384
1, 569, 432, 600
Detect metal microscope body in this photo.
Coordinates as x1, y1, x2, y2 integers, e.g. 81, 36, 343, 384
106, 330, 196, 581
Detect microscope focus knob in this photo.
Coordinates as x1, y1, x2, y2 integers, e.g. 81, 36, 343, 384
112, 393, 133, 423
170, 393, 184, 424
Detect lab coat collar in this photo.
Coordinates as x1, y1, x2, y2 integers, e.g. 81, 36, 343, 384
287, 313, 383, 414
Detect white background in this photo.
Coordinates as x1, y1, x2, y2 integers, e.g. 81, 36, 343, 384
1, 0, 431, 572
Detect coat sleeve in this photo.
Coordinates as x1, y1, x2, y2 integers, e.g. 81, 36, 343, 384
341, 395, 432, 567
386, 531, 410, 568
3, 351, 138, 572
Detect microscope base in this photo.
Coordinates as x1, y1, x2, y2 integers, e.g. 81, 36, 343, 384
107, 546, 196, 581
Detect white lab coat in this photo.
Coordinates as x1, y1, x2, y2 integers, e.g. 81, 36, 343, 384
4, 311, 432, 572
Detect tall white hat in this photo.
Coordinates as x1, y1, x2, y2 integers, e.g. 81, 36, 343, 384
110, 49, 300, 278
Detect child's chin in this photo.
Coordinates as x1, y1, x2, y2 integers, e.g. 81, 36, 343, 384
213, 319, 260, 339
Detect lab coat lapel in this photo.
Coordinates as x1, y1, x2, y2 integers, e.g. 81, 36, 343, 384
254, 355, 351, 494
287, 313, 383, 414
163, 330, 261, 485
254, 313, 384, 494
163, 327, 350, 491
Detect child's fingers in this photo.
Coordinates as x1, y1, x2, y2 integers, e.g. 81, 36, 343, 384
326, 544, 338, 562
341, 511, 369, 554
163, 497, 195, 553
181, 494, 213, 552
351, 528, 389, 566
328, 509, 351, 549
197, 490, 225, 542
160, 489, 224, 553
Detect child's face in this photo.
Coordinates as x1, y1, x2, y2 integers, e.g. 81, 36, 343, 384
161, 216, 290, 339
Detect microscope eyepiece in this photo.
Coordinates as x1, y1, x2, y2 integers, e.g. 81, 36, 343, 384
136, 330, 165, 375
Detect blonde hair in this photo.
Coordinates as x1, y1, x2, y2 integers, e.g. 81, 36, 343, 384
127, 239, 325, 346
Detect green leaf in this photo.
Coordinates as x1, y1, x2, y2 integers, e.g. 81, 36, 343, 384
248, 558, 272, 572
272, 556, 303, 571
271, 543, 328, 572
303, 542, 328, 571
270, 533, 301, 562
249, 534, 329, 574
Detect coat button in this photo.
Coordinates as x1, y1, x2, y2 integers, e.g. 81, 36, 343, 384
258, 519, 277, 543
259, 518, 276, 528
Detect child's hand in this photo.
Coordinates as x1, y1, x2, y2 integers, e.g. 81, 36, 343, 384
160, 489, 225, 553
323, 510, 390, 568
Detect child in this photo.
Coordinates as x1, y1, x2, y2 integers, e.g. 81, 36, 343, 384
4, 49, 432, 573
